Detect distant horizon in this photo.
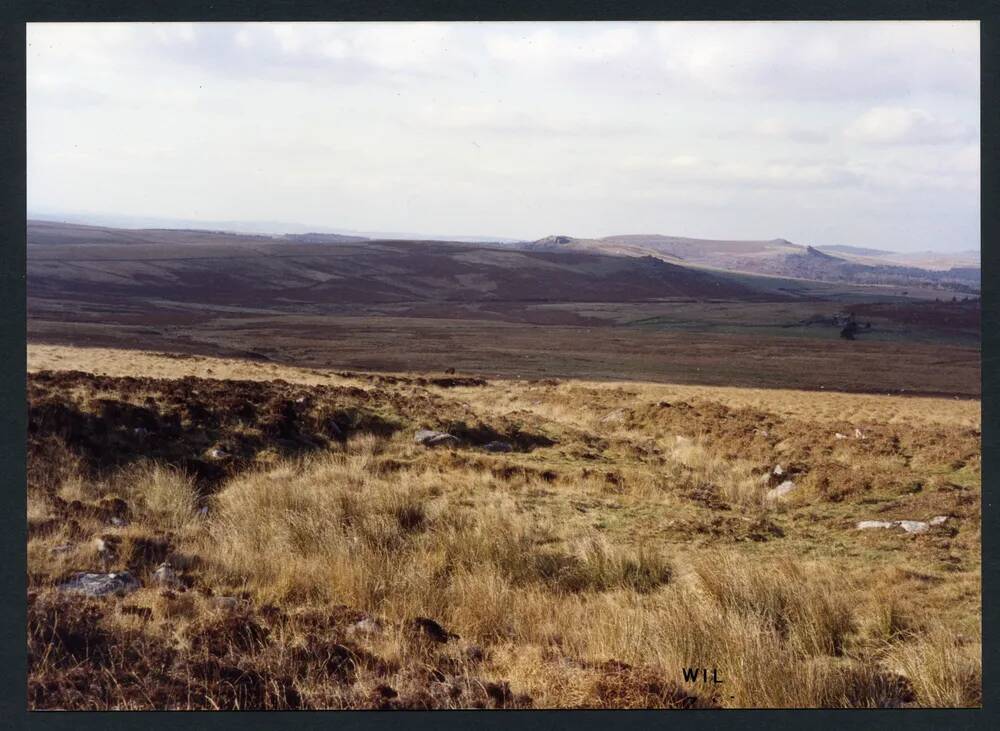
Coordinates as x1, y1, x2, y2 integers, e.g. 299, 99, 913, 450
26, 207, 982, 256
27, 22, 979, 254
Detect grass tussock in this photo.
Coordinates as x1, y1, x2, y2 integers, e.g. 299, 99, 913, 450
26, 353, 981, 709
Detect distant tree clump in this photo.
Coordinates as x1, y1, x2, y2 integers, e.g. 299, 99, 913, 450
840, 313, 860, 340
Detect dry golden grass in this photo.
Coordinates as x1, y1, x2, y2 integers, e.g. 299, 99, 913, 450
26, 345, 981, 709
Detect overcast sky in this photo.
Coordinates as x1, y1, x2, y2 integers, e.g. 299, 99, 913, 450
27, 21, 979, 251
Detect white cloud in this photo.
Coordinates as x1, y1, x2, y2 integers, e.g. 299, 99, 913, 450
25, 21, 980, 251
753, 118, 827, 144
486, 26, 638, 66
844, 106, 976, 145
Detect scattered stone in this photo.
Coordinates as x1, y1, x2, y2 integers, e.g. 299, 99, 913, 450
483, 440, 513, 453
773, 464, 785, 477
856, 518, 946, 534
58, 571, 141, 597
414, 429, 459, 447
766, 480, 797, 500
854, 427, 866, 440
835, 433, 848, 440
109, 515, 128, 527
206, 447, 229, 460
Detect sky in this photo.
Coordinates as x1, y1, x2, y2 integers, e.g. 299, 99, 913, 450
27, 21, 980, 252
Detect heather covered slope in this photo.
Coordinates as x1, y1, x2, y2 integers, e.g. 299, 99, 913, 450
28, 221, 771, 307
27, 346, 981, 709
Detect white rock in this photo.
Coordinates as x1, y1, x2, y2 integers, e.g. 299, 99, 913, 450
856, 519, 936, 534
835, 433, 848, 440
675, 435, 692, 446
929, 515, 950, 526
854, 428, 866, 440
207, 447, 229, 460
857, 520, 895, 530
766, 480, 797, 500
772, 464, 784, 477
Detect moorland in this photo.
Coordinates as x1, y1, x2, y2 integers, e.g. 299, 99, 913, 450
25, 221, 981, 709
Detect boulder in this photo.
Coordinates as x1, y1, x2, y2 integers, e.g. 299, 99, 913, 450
856, 520, 895, 530
483, 440, 514, 453
856, 518, 944, 534
414, 429, 459, 447
58, 571, 140, 597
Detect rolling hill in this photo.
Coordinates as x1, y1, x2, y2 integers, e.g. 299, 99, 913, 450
524, 234, 980, 292
27, 221, 776, 309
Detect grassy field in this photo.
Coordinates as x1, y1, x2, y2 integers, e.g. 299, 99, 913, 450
26, 345, 981, 709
